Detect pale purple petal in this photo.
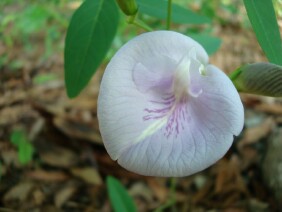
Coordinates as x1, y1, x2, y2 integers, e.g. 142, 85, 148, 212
97, 31, 244, 177
132, 55, 176, 93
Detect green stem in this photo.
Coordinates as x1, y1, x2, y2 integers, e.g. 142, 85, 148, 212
128, 14, 153, 32
133, 19, 153, 31
154, 178, 177, 212
229, 67, 242, 81
229, 67, 244, 92
166, 0, 172, 30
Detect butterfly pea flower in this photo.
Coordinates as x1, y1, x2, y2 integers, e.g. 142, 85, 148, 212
98, 31, 244, 177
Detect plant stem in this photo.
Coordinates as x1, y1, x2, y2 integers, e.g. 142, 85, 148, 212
133, 19, 153, 31
154, 178, 177, 212
229, 67, 243, 91
229, 67, 242, 81
128, 14, 153, 32
166, 0, 172, 30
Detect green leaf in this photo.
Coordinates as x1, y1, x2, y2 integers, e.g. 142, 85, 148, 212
243, 0, 282, 65
11, 130, 25, 146
18, 140, 34, 165
106, 176, 136, 212
33, 73, 58, 85
137, 0, 210, 24
65, 0, 119, 98
188, 33, 221, 55
10, 130, 34, 165
231, 62, 282, 97
18, 5, 49, 35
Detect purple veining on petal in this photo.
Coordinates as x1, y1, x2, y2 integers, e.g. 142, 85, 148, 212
143, 94, 189, 138
166, 98, 188, 137
143, 95, 174, 121
133, 51, 205, 140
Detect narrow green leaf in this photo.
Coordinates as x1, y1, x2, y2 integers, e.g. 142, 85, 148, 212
243, 0, 282, 65
106, 176, 136, 212
10, 130, 34, 165
65, 0, 119, 98
33, 73, 58, 85
231, 62, 282, 97
11, 130, 25, 146
18, 141, 34, 165
188, 33, 221, 55
137, 0, 210, 24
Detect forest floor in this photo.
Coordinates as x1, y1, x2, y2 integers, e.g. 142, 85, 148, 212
1, 15, 282, 212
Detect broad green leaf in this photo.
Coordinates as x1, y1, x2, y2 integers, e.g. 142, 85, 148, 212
243, 0, 282, 65
137, 0, 210, 24
188, 33, 221, 55
231, 62, 282, 97
10, 130, 34, 165
65, 0, 119, 98
106, 176, 136, 212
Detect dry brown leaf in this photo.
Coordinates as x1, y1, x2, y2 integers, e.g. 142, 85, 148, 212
71, 167, 102, 185
223, 208, 248, 212
32, 189, 45, 206
4, 181, 35, 202
146, 178, 168, 203
0, 105, 37, 126
256, 103, 282, 115
213, 157, 247, 195
248, 199, 269, 211
67, 95, 98, 113
262, 127, 282, 201
30, 85, 64, 105
241, 117, 274, 145
26, 170, 69, 181
39, 205, 63, 212
192, 180, 213, 204
275, 116, 282, 124
240, 93, 262, 107
54, 117, 102, 144
0, 90, 27, 107
39, 146, 78, 168
222, 192, 241, 207
1, 149, 20, 167
54, 184, 77, 208
28, 118, 45, 141
128, 182, 154, 203
239, 146, 259, 168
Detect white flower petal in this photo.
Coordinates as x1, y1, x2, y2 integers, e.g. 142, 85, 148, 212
133, 55, 176, 93
97, 31, 243, 177
198, 64, 244, 136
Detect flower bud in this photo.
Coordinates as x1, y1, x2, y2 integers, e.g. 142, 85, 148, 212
116, 0, 138, 16
232, 62, 282, 97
